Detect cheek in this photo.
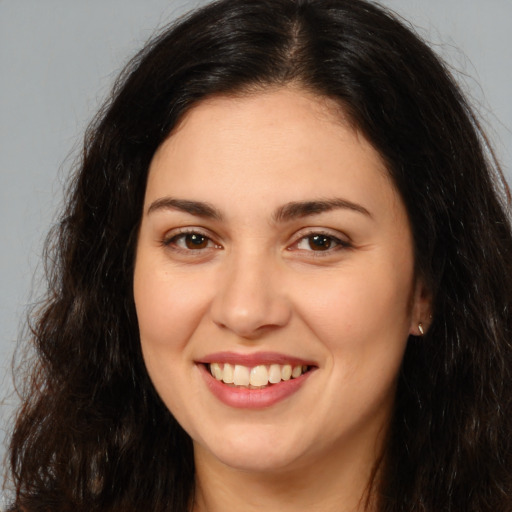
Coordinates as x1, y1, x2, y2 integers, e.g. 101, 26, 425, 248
132, 259, 210, 417
297, 270, 412, 338
133, 259, 211, 354
290, 257, 414, 384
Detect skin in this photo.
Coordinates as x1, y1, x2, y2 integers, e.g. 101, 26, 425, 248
133, 87, 431, 512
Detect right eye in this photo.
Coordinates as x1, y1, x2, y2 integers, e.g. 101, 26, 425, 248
164, 231, 220, 251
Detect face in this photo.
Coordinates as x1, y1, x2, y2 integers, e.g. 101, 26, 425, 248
134, 87, 429, 475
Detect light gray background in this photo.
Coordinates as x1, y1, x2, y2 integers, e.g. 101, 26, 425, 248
1, 0, 511, 485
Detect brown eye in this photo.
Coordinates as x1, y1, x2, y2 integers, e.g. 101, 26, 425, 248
294, 232, 348, 253
184, 233, 208, 249
166, 232, 216, 250
307, 234, 334, 251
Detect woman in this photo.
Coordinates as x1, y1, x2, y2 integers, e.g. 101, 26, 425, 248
6, 0, 512, 510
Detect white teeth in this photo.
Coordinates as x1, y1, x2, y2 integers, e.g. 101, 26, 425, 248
211, 362, 223, 380
222, 363, 234, 384
291, 365, 302, 378
268, 364, 282, 384
210, 362, 309, 387
281, 364, 292, 381
250, 365, 269, 386
233, 364, 250, 386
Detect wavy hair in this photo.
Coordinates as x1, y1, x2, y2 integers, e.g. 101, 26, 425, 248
6, 0, 512, 510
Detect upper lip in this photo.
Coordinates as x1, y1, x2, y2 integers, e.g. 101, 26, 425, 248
196, 351, 317, 367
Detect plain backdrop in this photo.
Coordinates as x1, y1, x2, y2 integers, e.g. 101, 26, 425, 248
1, 0, 511, 485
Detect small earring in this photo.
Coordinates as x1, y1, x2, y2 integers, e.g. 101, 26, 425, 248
418, 323, 424, 336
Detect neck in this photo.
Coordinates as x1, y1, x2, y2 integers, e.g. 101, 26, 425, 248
191, 437, 382, 512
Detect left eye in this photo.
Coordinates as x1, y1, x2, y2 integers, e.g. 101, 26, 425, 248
167, 232, 216, 250
295, 234, 344, 251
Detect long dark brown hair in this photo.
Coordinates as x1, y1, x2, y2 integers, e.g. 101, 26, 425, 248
6, 0, 512, 510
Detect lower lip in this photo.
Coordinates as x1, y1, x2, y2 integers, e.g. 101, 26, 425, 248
198, 364, 314, 409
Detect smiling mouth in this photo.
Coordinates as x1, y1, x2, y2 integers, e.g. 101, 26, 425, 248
206, 363, 312, 389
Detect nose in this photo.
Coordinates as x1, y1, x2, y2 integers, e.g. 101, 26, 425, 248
210, 250, 292, 339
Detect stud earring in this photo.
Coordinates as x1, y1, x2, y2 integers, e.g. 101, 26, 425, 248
418, 323, 425, 336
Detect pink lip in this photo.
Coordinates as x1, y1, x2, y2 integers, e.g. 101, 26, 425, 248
196, 353, 317, 409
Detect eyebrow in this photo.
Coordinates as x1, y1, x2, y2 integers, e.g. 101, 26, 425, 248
273, 198, 371, 222
147, 197, 223, 220
146, 196, 371, 222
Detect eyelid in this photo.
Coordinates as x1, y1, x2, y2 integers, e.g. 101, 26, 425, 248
161, 227, 222, 250
287, 228, 352, 253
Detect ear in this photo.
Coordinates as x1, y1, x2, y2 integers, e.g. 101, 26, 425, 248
409, 278, 432, 336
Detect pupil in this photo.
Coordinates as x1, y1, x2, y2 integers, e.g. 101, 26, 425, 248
309, 235, 331, 251
186, 234, 207, 249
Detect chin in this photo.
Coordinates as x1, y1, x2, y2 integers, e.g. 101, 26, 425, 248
194, 426, 309, 473
209, 447, 301, 474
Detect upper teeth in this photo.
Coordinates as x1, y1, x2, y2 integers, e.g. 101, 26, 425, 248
209, 363, 308, 387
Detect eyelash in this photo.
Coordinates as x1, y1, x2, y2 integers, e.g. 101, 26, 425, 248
162, 229, 220, 252
291, 231, 352, 254
162, 228, 352, 257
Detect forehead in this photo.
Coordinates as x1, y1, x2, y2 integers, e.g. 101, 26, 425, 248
145, 87, 401, 221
